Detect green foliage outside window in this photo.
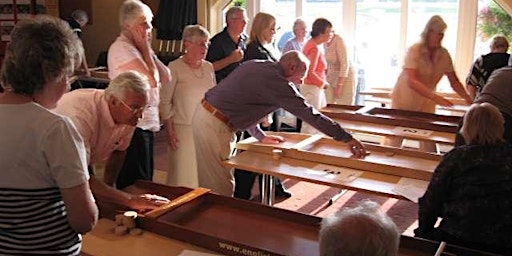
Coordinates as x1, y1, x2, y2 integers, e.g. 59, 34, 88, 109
231, 0, 246, 8
478, 1, 512, 43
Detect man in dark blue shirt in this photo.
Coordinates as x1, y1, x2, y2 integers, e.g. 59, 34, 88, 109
206, 6, 247, 83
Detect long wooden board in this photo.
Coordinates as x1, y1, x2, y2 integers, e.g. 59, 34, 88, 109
225, 151, 410, 199
320, 104, 459, 145
322, 104, 461, 133
92, 181, 498, 256
236, 132, 440, 181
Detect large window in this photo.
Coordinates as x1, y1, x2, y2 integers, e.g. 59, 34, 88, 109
221, 0, 503, 100
355, 1, 401, 91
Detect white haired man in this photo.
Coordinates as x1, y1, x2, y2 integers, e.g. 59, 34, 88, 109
55, 71, 168, 211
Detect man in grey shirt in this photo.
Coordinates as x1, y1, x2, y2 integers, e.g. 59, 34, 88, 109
474, 66, 512, 143
192, 50, 368, 196
455, 65, 512, 146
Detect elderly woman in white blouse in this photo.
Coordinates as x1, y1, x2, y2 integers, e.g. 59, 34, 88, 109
160, 25, 216, 187
325, 33, 356, 105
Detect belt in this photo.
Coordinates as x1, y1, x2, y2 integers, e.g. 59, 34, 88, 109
201, 98, 235, 131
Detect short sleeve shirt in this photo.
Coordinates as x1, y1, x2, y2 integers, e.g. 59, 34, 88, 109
55, 89, 135, 164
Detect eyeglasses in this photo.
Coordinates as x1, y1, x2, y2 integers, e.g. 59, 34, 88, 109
186, 40, 210, 48
229, 17, 248, 23
118, 98, 146, 114
270, 26, 281, 32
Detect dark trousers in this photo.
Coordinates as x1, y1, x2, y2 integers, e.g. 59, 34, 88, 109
233, 111, 286, 200
116, 128, 154, 189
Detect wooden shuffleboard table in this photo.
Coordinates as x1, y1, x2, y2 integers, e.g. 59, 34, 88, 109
83, 181, 499, 256
225, 132, 440, 205
320, 104, 462, 146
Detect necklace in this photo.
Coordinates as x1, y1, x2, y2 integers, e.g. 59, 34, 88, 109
183, 58, 204, 79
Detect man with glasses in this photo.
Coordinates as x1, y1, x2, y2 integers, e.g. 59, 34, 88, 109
206, 6, 248, 83
54, 71, 169, 211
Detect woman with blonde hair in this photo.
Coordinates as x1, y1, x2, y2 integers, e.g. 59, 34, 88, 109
416, 102, 512, 254
237, 12, 291, 199
384, 15, 471, 152
243, 12, 280, 62
160, 25, 215, 188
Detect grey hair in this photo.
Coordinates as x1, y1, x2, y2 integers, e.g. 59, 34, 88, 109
319, 200, 400, 256
71, 9, 88, 24
293, 18, 306, 33
105, 71, 150, 101
0, 15, 82, 96
182, 25, 210, 43
489, 35, 509, 52
420, 15, 447, 44
225, 6, 245, 22
461, 103, 505, 145
119, 0, 153, 27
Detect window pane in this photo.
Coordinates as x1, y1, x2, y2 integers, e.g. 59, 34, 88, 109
355, 0, 401, 93
261, 0, 298, 52
475, 0, 509, 58
263, 0, 344, 53
302, 0, 343, 32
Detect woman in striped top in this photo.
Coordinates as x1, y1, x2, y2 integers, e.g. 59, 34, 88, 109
325, 33, 356, 105
0, 16, 98, 255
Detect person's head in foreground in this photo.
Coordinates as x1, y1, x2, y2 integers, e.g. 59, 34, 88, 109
460, 102, 505, 146
320, 200, 400, 256
1, 15, 82, 108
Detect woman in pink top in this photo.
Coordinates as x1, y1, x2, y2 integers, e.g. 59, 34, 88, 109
300, 18, 333, 134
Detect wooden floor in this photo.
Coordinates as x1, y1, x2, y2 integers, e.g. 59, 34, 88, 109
153, 130, 419, 236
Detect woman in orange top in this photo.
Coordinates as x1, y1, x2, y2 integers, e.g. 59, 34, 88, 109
300, 18, 333, 134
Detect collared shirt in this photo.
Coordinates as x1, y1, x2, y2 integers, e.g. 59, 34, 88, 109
391, 43, 454, 111
416, 143, 512, 248
206, 27, 247, 83
108, 34, 161, 132
204, 60, 352, 142
65, 17, 82, 38
243, 40, 279, 62
54, 89, 135, 164
466, 52, 509, 94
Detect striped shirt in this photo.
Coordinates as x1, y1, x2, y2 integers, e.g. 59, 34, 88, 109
0, 188, 81, 255
0, 102, 89, 255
